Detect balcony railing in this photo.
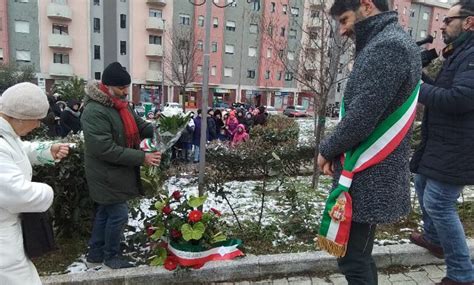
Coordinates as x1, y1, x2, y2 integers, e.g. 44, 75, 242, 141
146, 17, 165, 31
146, 44, 163, 57
49, 63, 73, 77
146, 70, 163, 82
146, 0, 166, 6
48, 34, 73, 49
47, 3, 72, 21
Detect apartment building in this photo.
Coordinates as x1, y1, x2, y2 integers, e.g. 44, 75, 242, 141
0, 0, 8, 64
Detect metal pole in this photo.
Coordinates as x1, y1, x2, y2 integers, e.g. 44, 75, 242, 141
198, 0, 212, 196
161, 20, 166, 107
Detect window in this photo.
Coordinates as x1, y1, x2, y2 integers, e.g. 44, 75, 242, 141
309, 31, 318, 40
94, 45, 100, 59
278, 49, 284, 58
420, 30, 426, 38
408, 27, 413, 36
271, 2, 276, 12
149, 9, 162, 18
94, 72, 101, 80
213, 0, 219, 3
197, 65, 203, 75
337, 83, 341, 92
0, 48, 3, 61
403, 7, 407, 15
212, 42, 217, 52
249, 24, 258, 34
226, 20, 236, 31
288, 51, 295, 60
264, 70, 270, 79
410, 9, 415, 17
211, 66, 216, 76
311, 10, 320, 18
94, 18, 101, 33
280, 27, 285, 36
277, 71, 282, 80
433, 30, 438, 39
120, 41, 126, 55
224, 67, 233, 77
285, 72, 293, 81
149, 35, 162, 45
93, 0, 100, 5
213, 17, 218, 28
16, 50, 31, 62
120, 14, 126, 28
289, 29, 297, 39
14, 0, 29, 2
120, 0, 126, 2
252, 0, 260, 11
0, 18, 2, 31
225, 44, 234, 54
52, 24, 68, 35
338, 63, 343, 74
266, 48, 272, 58
149, 60, 161, 70
198, 15, 204, 27
436, 13, 439, 21
291, 7, 299, 16
178, 40, 189, 50
180, 14, 190, 25
268, 25, 273, 36
423, 12, 429, 20
227, 0, 237, 7
248, 46, 257, 57
283, 4, 287, 14
14, 21, 29, 33
247, 69, 255, 78
53, 53, 69, 64
197, 40, 203, 50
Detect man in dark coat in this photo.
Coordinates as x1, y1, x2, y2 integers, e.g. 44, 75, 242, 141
409, 1, 474, 284
59, 99, 81, 137
81, 62, 161, 269
318, 0, 421, 283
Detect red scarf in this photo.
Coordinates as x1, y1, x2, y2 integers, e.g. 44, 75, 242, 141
99, 83, 140, 148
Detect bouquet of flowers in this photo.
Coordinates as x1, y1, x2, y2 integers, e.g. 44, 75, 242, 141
146, 191, 244, 270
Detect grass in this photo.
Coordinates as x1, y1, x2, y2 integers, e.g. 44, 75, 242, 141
34, 236, 87, 276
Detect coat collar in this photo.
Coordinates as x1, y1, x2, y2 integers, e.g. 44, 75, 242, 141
354, 11, 399, 54
84, 81, 114, 108
0, 116, 19, 139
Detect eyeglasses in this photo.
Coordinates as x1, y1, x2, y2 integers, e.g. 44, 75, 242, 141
442, 15, 472, 25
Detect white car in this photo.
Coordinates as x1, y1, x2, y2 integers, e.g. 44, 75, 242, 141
264, 105, 279, 116
162, 102, 183, 117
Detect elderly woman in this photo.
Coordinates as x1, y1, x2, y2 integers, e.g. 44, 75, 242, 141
0, 82, 69, 285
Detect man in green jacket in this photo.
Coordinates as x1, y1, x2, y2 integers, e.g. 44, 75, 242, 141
81, 62, 161, 269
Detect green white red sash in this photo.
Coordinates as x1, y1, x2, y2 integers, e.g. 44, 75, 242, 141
167, 239, 244, 268
317, 82, 421, 257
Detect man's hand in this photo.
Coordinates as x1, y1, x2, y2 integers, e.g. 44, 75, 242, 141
51, 143, 70, 161
317, 153, 334, 176
144, 152, 161, 166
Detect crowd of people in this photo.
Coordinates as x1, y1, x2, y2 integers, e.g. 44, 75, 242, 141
42, 96, 82, 138
172, 105, 267, 163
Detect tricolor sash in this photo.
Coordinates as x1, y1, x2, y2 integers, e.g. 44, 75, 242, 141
317, 82, 421, 257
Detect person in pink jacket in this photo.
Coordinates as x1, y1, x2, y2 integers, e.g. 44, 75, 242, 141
231, 124, 249, 147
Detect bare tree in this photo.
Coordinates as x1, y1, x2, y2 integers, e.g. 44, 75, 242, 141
164, 27, 203, 112
264, 0, 354, 189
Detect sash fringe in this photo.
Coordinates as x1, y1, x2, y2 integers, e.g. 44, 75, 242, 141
316, 236, 347, 258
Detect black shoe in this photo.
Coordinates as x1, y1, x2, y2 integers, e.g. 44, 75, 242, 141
85, 255, 103, 268
104, 256, 135, 269
435, 277, 474, 285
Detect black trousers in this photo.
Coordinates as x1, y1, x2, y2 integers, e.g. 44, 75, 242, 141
337, 221, 378, 285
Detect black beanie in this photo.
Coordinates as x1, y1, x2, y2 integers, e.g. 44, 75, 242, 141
102, 62, 131, 86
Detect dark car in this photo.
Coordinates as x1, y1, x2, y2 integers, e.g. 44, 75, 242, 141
213, 102, 230, 110
232, 102, 251, 111
283, 105, 309, 117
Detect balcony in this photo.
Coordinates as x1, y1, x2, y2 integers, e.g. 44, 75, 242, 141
47, 3, 72, 21
146, 44, 163, 57
146, 17, 165, 31
146, 70, 163, 82
146, 0, 166, 6
411, 0, 450, 8
49, 63, 73, 77
48, 34, 72, 49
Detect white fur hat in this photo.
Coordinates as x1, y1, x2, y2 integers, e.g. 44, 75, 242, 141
0, 82, 49, 120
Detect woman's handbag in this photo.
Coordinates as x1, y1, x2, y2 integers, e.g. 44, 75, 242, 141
21, 212, 57, 258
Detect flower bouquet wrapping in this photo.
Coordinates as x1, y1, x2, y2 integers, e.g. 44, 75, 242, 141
146, 191, 244, 270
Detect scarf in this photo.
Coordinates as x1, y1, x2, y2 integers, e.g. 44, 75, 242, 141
99, 83, 140, 148
317, 82, 421, 257
442, 32, 472, 58
65, 107, 81, 118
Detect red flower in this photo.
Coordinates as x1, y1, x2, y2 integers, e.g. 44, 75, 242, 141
210, 208, 222, 216
171, 229, 182, 239
164, 256, 178, 271
188, 210, 203, 223
146, 226, 155, 237
172, 191, 182, 200
162, 205, 172, 215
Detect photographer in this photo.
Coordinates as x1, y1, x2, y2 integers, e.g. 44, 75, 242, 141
410, 1, 474, 284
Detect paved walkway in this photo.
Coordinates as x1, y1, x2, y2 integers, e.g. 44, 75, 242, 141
216, 264, 446, 285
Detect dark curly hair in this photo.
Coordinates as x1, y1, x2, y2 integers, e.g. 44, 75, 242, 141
330, 0, 389, 17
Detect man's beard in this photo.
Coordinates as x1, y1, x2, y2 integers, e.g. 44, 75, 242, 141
442, 26, 462, 45
108, 87, 127, 100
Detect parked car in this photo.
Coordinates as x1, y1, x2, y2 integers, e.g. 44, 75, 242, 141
283, 105, 309, 117
162, 102, 183, 116
213, 102, 230, 110
232, 102, 251, 111
264, 105, 279, 116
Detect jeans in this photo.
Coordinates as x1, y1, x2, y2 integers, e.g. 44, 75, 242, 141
88, 202, 128, 261
337, 222, 378, 285
193, 145, 200, 162
415, 174, 474, 282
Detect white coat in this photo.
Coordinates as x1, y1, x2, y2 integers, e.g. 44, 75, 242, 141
0, 117, 55, 285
